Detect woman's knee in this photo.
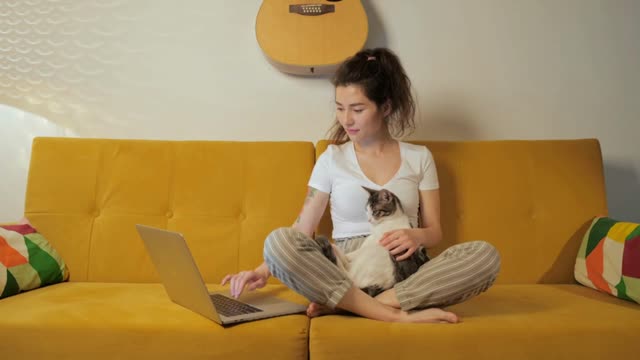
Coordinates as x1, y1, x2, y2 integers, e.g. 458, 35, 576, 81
264, 227, 296, 258
473, 241, 501, 276
263, 227, 313, 262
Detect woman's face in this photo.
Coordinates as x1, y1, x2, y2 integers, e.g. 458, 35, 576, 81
335, 85, 389, 143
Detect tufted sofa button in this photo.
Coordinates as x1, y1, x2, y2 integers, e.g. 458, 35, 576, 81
92, 209, 100, 217
166, 211, 173, 218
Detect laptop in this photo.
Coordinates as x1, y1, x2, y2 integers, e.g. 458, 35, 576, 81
136, 224, 307, 326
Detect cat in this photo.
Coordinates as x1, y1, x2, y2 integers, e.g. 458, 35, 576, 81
317, 187, 429, 297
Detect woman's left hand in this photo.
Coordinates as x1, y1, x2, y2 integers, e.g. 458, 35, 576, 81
379, 229, 421, 261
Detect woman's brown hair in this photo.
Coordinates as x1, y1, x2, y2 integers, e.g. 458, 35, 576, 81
328, 48, 416, 144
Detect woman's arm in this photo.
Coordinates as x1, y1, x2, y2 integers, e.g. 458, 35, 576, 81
379, 189, 443, 260
415, 188, 443, 248
223, 186, 329, 297
256, 186, 329, 275
292, 186, 331, 238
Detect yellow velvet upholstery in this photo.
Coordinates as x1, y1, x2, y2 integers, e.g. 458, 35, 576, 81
2, 137, 638, 360
310, 284, 640, 360
0, 283, 309, 359
312, 139, 639, 360
316, 139, 608, 284
24, 138, 314, 283
3, 138, 314, 359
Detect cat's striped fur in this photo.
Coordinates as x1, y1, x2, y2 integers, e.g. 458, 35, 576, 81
317, 187, 429, 297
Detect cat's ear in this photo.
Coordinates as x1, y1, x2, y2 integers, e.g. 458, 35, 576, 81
362, 186, 377, 196
379, 189, 393, 203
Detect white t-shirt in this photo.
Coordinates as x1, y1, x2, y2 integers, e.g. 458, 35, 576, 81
308, 141, 439, 239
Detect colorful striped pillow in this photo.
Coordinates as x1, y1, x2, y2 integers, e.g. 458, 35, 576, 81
574, 216, 640, 304
0, 223, 69, 299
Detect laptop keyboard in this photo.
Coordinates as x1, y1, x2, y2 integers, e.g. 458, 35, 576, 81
210, 294, 263, 317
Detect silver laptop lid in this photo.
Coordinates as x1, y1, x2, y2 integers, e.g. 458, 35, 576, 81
136, 224, 221, 323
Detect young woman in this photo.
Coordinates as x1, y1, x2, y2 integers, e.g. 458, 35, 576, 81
222, 48, 501, 323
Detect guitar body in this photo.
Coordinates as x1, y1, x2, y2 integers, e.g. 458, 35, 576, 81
256, 0, 368, 75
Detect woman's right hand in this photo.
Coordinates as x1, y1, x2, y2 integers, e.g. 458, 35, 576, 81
221, 267, 268, 298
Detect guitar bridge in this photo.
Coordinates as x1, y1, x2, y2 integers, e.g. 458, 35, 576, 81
289, 4, 335, 16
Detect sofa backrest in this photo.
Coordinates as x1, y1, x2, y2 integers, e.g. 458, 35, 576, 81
25, 138, 314, 283
316, 139, 608, 284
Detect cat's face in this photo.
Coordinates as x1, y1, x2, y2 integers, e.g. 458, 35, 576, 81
363, 187, 403, 224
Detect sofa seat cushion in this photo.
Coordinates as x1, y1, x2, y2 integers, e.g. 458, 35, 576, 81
0, 282, 309, 359
310, 284, 640, 360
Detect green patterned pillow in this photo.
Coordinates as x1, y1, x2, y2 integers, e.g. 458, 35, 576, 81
574, 216, 640, 304
0, 223, 70, 299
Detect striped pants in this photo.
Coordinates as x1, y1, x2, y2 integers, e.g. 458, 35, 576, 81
263, 227, 501, 311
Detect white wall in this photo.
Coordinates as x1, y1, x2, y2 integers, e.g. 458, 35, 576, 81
1, 0, 638, 222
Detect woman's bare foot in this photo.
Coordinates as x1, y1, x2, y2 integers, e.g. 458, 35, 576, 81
399, 307, 459, 324
306, 302, 337, 318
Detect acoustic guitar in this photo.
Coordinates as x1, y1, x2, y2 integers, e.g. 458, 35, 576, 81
255, 0, 368, 76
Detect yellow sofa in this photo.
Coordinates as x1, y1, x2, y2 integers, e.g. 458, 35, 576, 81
1, 137, 639, 359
